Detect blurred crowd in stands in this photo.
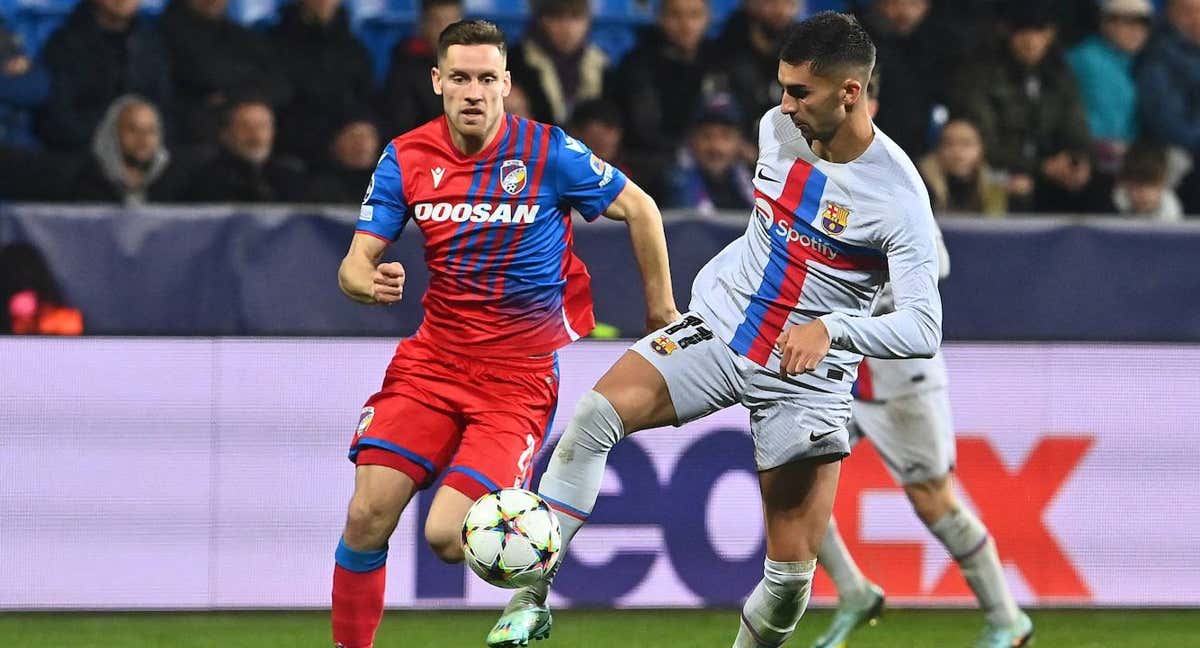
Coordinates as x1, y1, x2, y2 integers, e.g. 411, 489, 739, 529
0, 0, 1195, 220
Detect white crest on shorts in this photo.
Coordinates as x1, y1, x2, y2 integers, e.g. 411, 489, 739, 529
355, 407, 375, 437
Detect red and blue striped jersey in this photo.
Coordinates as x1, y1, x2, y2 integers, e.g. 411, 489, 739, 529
355, 114, 627, 357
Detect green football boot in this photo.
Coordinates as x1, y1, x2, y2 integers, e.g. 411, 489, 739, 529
810, 584, 885, 648
486, 600, 552, 648
974, 612, 1033, 648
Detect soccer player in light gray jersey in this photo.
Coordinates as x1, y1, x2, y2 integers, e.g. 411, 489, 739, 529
488, 12, 939, 648
810, 78, 1032, 648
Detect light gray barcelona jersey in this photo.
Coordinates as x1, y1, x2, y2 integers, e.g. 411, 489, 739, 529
856, 226, 950, 401
690, 110, 943, 393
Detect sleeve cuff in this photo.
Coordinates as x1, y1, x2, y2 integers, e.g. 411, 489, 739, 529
819, 313, 848, 350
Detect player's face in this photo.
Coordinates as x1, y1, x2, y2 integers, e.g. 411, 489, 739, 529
433, 44, 511, 140
777, 61, 862, 142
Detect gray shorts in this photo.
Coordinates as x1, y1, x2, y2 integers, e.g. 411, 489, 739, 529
630, 312, 852, 471
849, 388, 956, 485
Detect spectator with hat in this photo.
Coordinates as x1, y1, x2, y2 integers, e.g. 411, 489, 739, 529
664, 95, 754, 215
1067, 0, 1154, 172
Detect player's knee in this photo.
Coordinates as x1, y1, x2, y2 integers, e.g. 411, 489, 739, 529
904, 475, 956, 524
424, 523, 465, 564
562, 390, 624, 453
344, 493, 400, 547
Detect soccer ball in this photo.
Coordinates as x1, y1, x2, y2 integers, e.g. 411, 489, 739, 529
461, 488, 562, 589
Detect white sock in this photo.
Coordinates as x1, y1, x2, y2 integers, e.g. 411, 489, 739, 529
537, 390, 625, 547
927, 507, 1021, 627
817, 519, 872, 604
507, 391, 624, 609
733, 558, 816, 648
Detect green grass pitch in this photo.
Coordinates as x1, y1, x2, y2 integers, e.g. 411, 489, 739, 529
2, 609, 1197, 647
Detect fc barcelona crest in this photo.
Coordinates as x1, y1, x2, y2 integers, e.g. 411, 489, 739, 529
650, 335, 678, 356
501, 159, 528, 195
821, 201, 850, 235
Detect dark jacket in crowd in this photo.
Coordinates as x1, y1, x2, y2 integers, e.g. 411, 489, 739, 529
35, 2, 171, 151
183, 149, 307, 203
952, 49, 1091, 177
380, 36, 442, 137
70, 155, 184, 203
606, 26, 715, 156
160, 0, 291, 143
270, 3, 374, 163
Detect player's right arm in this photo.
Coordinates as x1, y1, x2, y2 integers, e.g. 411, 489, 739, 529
338, 234, 405, 305
338, 141, 411, 305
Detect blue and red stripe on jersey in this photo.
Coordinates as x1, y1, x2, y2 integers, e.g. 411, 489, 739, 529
729, 159, 887, 366
355, 114, 625, 357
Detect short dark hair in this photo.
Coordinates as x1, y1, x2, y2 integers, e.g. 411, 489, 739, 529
779, 11, 876, 79
437, 19, 507, 61
1119, 141, 1169, 184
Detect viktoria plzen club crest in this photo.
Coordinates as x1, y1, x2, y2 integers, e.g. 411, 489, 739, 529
501, 159, 527, 195
821, 201, 850, 235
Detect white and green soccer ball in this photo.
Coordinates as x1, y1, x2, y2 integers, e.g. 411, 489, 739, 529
461, 488, 562, 589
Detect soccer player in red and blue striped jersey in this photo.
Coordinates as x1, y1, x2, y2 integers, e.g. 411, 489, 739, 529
329, 19, 678, 648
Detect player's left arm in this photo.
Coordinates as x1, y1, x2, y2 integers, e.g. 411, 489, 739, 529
777, 191, 942, 375
821, 189, 942, 359
600, 180, 680, 331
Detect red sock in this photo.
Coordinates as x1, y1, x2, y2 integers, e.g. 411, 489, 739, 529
332, 540, 388, 648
